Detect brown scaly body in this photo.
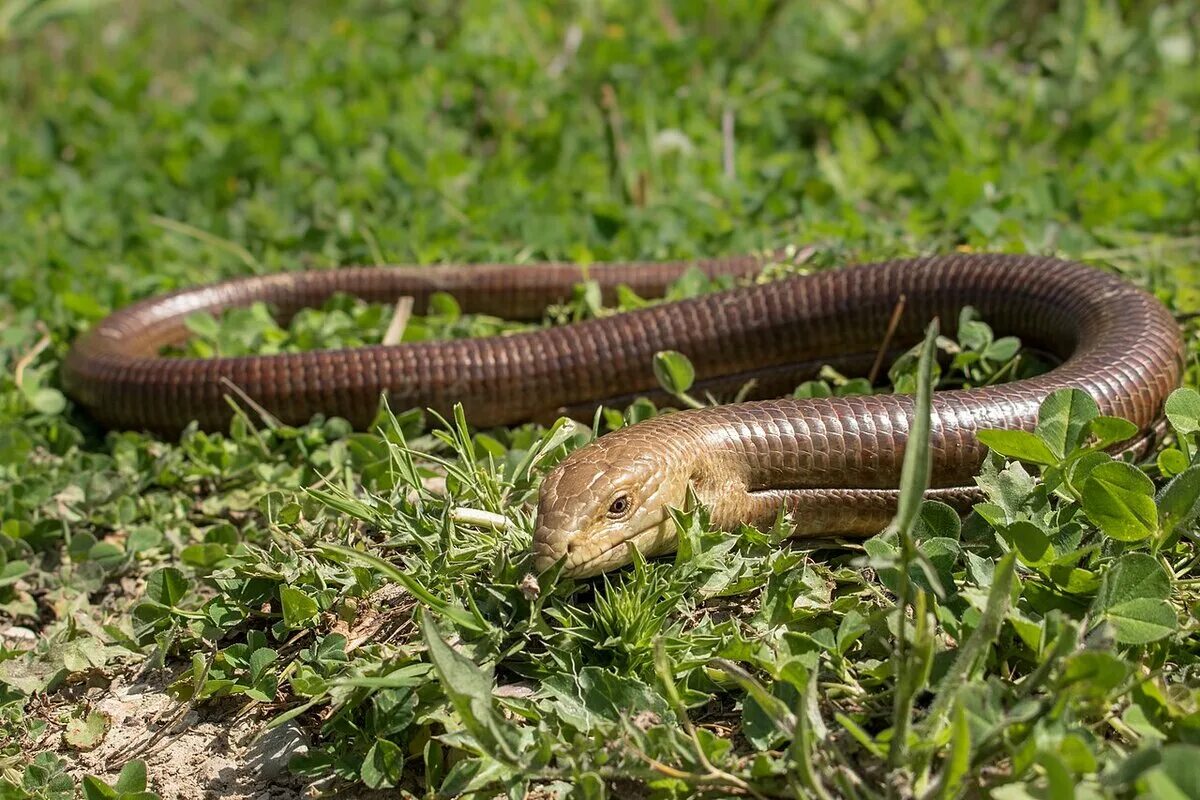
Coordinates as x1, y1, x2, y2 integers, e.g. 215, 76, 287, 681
63, 254, 1185, 576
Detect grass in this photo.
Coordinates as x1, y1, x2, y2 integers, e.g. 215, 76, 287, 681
1, 1, 1199, 798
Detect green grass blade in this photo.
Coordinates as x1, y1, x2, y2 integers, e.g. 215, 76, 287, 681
317, 543, 490, 633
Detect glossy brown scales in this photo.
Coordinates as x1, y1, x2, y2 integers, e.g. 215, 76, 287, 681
63, 254, 1184, 576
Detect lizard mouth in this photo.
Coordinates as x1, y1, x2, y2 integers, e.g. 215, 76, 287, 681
563, 519, 671, 578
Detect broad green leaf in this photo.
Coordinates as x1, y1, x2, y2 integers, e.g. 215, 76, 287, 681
145, 567, 188, 607
424, 739, 445, 792
420, 609, 520, 764
130, 602, 172, 640
64, 711, 110, 751
0, 428, 32, 466
114, 760, 148, 794
361, 738, 404, 789
1165, 387, 1200, 436
1101, 598, 1177, 645
81, 777, 118, 800
1157, 465, 1200, 538
438, 757, 510, 798
1095, 553, 1171, 604
837, 377, 873, 396
315, 633, 349, 664
975, 456, 1036, 519
181, 543, 226, 568
1036, 749, 1075, 800
1093, 553, 1176, 645
422, 612, 496, 708
964, 552, 995, 588
1008, 607, 1044, 652
1123, 703, 1167, 741
1008, 521, 1052, 566
1140, 745, 1200, 800
916, 536, 958, 597
793, 380, 833, 398
1085, 416, 1139, 449
985, 336, 1021, 362
1106, 748, 1169, 791
1066, 450, 1114, 495
1035, 388, 1099, 458
541, 667, 671, 732
27, 387, 66, 415
248, 647, 277, 683
836, 610, 870, 655
184, 311, 220, 339
574, 772, 606, 800
1166, 387, 1200, 461
1158, 448, 1190, 477
1056, 734, 1098, 775
428, 291, 461, 319
914, 501, 961, 541
0, 559, 29, 588
958, 307, 991, 349
190, 653, 209, 701
615, 284, 650, 309
279, 586, 319, 628
1045, 566, 1100, 594
653, 350, 695, 395
125, 526, 164, 554
1082, 462, 1157, 541
976, 429, 1058, 465
289, 668, 327, 699
61, 291, 107, 319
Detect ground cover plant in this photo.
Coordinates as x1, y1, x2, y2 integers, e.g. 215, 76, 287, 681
1, 1, 1199, 798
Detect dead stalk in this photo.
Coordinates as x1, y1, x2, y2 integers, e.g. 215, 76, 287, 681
382, 296, 414, 346
867, 294, 907, 385
13, 323, 50, 391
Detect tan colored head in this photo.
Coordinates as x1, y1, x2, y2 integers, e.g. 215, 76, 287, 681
532, 430, 694, 578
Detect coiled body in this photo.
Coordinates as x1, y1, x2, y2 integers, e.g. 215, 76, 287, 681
64, 253, 1184, 575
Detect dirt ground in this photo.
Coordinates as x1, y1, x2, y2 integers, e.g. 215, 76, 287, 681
47, 670, 319, 800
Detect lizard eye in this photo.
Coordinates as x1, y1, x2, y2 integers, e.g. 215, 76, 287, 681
607, 495, 631, 518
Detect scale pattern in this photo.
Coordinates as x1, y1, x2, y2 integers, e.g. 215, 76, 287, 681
65, 254, 1184, 574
